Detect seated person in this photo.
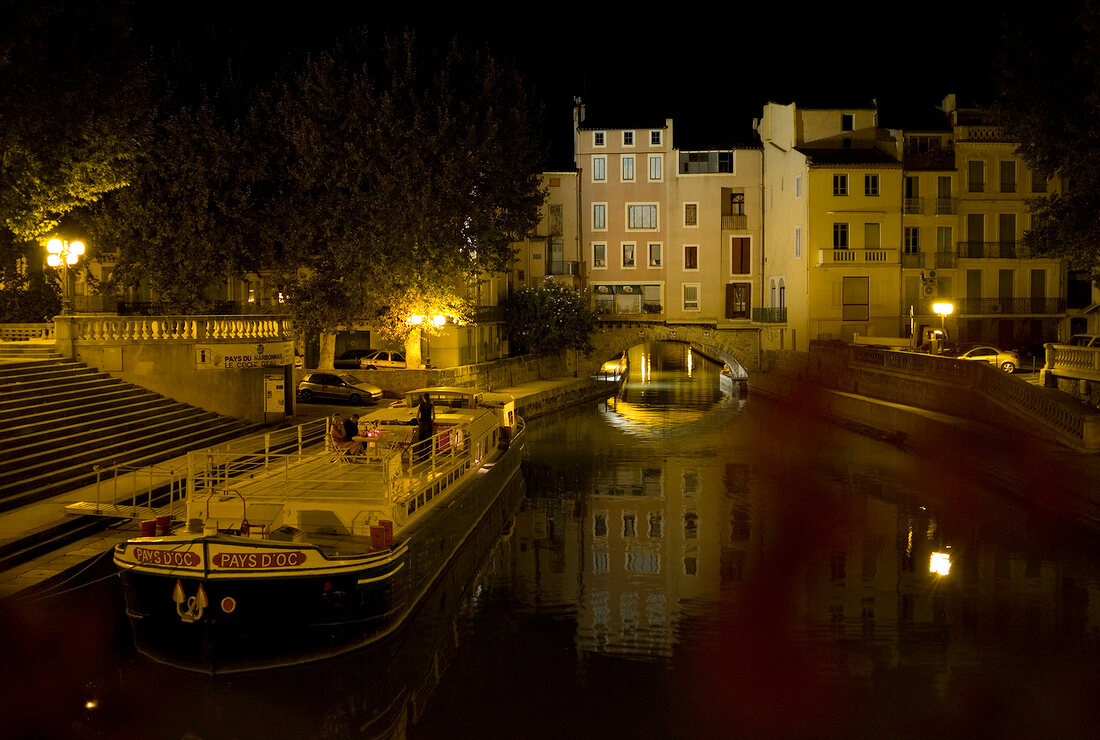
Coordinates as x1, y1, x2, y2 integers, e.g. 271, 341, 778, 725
330, 413, 363, 454
344, 413, 360, 441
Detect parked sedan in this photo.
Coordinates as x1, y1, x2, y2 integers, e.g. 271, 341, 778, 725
953, 344, 1020, 373
296, 372, 383, 404
359, 349, 407, 369
334, 349, 376, 369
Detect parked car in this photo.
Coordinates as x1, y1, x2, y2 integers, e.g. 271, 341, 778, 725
334, 349, 376, 369
359, 349, 407, 369
952, 344, 1020, 373
296, 372, 382, 403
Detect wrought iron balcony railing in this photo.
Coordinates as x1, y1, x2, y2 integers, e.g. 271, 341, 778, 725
722, 214, 747, 230
935, 197, 957, 214
902, 252, 924, 269
547, 260, 580, 276
957, 297, 1065, 315
752, 307, 787, 324
957, 241, 1020, 259
903, 197, 925, 214
934, 252, 957, 269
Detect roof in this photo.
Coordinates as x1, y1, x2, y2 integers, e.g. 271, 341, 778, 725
796, 147, 901, 166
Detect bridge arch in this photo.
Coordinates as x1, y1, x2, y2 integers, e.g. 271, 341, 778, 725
586, 321, 760, 378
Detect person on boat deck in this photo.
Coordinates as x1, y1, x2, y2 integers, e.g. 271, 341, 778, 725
330, 413, 363, 454
416, 394, 434, 457
344, 413, 359, 442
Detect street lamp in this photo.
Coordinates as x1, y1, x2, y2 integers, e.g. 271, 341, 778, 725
931, 301, 953, 338
46, 238, 85, 315
407, 314, 447, 369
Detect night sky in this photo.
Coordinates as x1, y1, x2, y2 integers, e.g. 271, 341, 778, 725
124, 2, 1008, 165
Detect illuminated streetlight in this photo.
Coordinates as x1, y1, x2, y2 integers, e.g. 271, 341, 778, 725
929, 551, 952, 576
46, 238, 85, 315
406, 314, 447, 368
931, 301, 953, 336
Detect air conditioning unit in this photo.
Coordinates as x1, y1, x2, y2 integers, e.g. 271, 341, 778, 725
927, 269, 938, 280
990, 303, 1002, 313
922, 283, 938, 297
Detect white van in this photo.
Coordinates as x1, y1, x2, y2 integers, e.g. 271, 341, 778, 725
1068, 334, 1100, 347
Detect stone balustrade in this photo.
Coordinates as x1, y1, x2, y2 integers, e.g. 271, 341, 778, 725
65, 315, 293, 343
0, 323, 54, 341
1044, 344, 1100, 379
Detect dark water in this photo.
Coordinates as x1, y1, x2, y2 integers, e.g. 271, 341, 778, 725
3, 342, 1099, 739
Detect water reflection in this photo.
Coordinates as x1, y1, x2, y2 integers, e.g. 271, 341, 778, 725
420, 342, 1100, 738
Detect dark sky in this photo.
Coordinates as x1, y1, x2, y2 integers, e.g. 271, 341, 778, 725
135, 2, 1007, 167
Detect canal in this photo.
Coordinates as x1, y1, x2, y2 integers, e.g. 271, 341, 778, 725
2, 342, 1099, 739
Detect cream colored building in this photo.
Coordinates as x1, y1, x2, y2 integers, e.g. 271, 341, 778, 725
758, 97, 1069, 352
573, 106, 764, 325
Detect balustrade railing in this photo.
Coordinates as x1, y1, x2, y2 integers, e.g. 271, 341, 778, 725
0, 323, 54, 341
66, 315, 294, 343
722, 214, 748, 230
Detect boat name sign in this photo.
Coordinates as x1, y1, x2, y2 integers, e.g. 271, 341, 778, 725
212, 551, 307, 569
133, 547, 200, 567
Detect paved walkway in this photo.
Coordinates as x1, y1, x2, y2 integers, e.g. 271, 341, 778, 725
0, 376, 591, 600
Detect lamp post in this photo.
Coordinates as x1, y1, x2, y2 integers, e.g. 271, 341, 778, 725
407, 313, 447, 369
931, 301, 953, 338
46, 238, 85, 315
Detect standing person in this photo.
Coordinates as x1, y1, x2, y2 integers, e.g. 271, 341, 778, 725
416, 393, 434, 460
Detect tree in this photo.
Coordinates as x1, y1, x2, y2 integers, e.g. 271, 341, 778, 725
995, 1, 1100, 273
252, 31, 545, 338
86, 102, 257, 312
505, 280, 596, 356
0, 0, 151, 248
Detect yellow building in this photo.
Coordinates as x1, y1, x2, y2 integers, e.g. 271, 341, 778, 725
758, 97, 1069, 352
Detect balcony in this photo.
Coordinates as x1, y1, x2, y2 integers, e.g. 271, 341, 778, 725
956, 125, 1008, 141
752, 307, 787, 324
722, 214, 747, 230
817, 248, 897, 265
935, 197, 957, 214
934, 252, 957, 269
957, 297, 1065, 315
903, 197, 924, 214
547, 260, 581, 276
957, 241, 1018, 259
901, 251, 925, 269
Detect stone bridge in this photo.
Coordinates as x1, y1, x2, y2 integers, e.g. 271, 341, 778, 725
586, 320, 761, 377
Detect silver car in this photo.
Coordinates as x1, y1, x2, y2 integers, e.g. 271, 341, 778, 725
359, 350, 407, 369
954, 344, 1020, 373
296, 372, 383, 403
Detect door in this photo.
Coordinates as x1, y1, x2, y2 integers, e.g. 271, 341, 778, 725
725, 283, 750, 319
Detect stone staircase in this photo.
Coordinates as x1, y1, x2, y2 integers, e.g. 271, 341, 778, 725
0, 344, 262, 512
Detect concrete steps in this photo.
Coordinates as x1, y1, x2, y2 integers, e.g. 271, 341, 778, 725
0, 351, 262, 512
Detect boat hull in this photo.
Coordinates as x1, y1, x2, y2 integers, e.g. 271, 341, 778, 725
116, 428, 525, 673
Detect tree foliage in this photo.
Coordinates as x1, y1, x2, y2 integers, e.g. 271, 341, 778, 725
995, 2, 1100, 273
505, 280, 596, 356
251, 31, 545, 338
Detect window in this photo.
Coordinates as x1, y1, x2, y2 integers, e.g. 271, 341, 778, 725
593, 156, 606, 181
968, 160, 984, 192
684, 245, 698, 270
842, 113, 854, 131
594, 513, 608, 537
593, 131, 605, 147
937, 226, 953, 252
730, 192, 745, 215
795, 227, 802, 258
622, 243, 636, 268
1000, 161, 1017, 193
622, 155, 635, 181
648, 512, 663, 538
549, 204, 563, 235
648, 155, 662, 181
833, 223, 849, 249
865, 223, 880, 249
833, 174, 848, 196
623, 131, 634, 146
627, 204, 658, 229
865, 174, 879, 196
684, 203, 698, 227
731, 237, 750, 274
593, 243, 607, 268
683, 283, 700, 310
648, 242, 662, 267
904, 226, 920, 253
651, 130, 662, 145
592, 203, 606, 230
1031, 169, 1047, 193
795, 175, 802, 198
726, 283, 750, 319
842, 276, 869, 321
623, 513, 636, 538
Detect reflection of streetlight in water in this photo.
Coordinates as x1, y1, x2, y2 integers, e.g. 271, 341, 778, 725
46, 238, 85, 314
